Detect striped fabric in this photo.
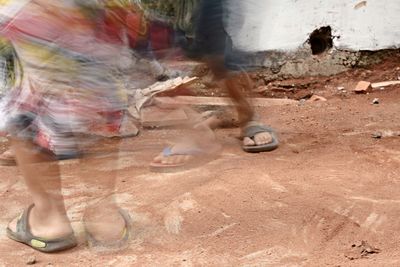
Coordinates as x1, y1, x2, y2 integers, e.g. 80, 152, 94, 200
0, 0, 139, 155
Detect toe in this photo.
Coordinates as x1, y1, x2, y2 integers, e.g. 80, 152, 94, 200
163, 155, 176, 165
173, 155, 192, 164
254, 132, 273, 146
153, 153, 164, 163
160, 155, 192, 165
8, 216, 18, 232
171, 155, 183, 164
243, 137, 255, 146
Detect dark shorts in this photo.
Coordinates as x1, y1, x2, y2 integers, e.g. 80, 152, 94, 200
187, 0, 250, 71
189, 0, 229, 58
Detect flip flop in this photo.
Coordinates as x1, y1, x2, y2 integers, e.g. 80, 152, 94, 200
84, 209, 132, 251
242, 123, 279, 153
0, 149, 16, 166
6, 205, 77, 253
150, 146, 218, 173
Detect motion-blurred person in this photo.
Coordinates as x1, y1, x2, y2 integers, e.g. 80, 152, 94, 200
0, 0, 153, 252
0, 0, 169, 166
150, 0, 279, 172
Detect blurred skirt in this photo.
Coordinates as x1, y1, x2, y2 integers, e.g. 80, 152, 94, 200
0, 1, 130, 156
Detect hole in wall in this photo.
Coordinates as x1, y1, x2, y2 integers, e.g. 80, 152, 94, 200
309, 26, 333, 55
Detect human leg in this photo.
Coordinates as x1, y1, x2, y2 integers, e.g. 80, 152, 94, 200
80, 137, 129, 247
7, 138, 75, 251
206, 58, 277, 150
192, 0, 278, 151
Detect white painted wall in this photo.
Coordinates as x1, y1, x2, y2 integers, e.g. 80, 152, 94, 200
226, 0, 400, 52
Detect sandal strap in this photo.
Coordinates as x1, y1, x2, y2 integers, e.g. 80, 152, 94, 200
13, 204, 77, 251
16, 204, 34, 237
242, 123, 275, 139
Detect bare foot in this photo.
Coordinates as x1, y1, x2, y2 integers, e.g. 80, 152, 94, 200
8, 206, 73, 239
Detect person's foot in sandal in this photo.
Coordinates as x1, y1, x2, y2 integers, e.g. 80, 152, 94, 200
83, 205, 132, 251
241, 121, 279, 153
6, 205, 77, 253
0, 148, 16, 166
150, 123, 222, 173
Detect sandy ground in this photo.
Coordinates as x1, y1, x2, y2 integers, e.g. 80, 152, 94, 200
1, 53, 400, 266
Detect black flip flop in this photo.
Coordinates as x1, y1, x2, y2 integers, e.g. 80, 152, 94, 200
242, 123, 279, 153
6, 205, 77, 253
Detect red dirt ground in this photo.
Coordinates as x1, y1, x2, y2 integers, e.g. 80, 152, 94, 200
0, 51, 400, 266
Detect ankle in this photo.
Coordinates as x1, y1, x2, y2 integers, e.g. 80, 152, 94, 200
31, 201, 69, 224
28, 206, 73, 239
